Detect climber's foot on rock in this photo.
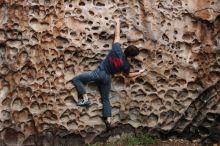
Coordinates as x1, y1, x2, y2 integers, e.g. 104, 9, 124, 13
77, 99, 91, 106
102, 117, 112, 130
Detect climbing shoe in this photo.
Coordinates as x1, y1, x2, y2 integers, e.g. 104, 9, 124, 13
77, 99, 91, 106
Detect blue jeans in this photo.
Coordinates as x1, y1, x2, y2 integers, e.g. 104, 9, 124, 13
72, 67, 112, 117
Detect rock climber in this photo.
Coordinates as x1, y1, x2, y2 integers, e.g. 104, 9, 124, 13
71, 16, 145, 128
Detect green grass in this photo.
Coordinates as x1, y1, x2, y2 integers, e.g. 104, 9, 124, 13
87, 133, 158, 146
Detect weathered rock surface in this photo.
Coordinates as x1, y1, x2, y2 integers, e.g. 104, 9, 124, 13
0, 0, 220, 145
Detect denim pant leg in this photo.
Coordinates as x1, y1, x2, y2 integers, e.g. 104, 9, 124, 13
98, 75, 112, 118
72, 68, 112, 117
72, 71, 98, 97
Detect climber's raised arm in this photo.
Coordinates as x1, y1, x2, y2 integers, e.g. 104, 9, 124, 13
114, 17, 120, 43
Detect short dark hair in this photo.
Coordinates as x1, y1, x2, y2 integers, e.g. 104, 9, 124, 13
124, 45, 139, 58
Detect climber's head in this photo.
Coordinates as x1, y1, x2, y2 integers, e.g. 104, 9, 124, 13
124, 45, 140, 58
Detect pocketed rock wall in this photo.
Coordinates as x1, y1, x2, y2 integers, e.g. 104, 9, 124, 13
0, 0, 220, 145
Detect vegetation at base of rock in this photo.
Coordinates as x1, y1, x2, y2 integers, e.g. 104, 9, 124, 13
87, 133, 158, 146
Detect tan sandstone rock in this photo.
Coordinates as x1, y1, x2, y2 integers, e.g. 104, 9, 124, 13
0, 0, 219, 145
